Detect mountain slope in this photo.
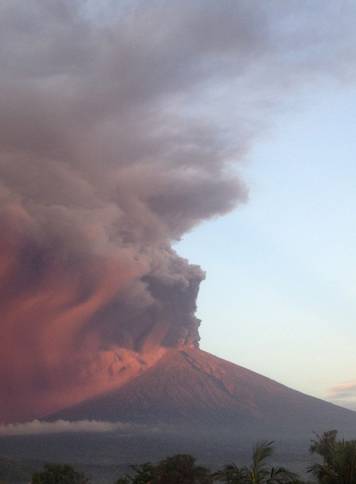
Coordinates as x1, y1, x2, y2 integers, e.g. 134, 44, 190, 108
49, 348, 356, 437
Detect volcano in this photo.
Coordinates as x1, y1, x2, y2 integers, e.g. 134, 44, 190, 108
49, 348, 356, 438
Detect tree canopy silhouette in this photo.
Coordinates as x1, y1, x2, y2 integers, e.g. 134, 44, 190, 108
308, 430, 356, 484
116, 454, 211, 483
32, 464, 89, 484
215, 441, 299, 484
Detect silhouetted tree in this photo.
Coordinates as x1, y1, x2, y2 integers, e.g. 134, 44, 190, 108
308, 430, 356, 484
116, 455, 211, 483
154, 454, 212, 483
213, 463, 247, 483
245, 441, 297, 484
31, 464, 89, 484
116, 462, 156, 483
216, 441, 298, 484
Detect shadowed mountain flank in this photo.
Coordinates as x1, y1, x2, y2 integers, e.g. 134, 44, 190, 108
49, 349, 356, 437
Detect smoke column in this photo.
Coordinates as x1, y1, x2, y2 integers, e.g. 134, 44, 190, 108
0, 0, 355, 422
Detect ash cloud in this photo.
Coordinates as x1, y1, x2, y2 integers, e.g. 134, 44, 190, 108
1, 0, 356, 423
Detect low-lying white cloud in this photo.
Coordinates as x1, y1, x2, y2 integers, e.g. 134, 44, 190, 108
0, 419, 138, 436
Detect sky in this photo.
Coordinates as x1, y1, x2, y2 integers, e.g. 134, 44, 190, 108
1, 0, 356, 423
178, 83, 356, 409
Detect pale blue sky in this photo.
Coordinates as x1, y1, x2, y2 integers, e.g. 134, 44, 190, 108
177, 83, 356, 409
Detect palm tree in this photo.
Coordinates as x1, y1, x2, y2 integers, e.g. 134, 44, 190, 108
245, 441, 274, 484
266, 466, 300, 484
216, 441, 299, 484
308, 430, 356, 484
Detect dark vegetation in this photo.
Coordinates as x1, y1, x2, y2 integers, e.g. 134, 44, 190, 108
32, 464, 89, 484
115, 431, 356, 483
1, 431, 356, 483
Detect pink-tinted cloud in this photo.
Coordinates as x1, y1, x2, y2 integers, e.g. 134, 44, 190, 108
328, 382, 356, 401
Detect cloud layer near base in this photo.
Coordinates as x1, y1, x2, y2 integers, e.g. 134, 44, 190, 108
1, 0, 356, 423
0, 419, 142, 436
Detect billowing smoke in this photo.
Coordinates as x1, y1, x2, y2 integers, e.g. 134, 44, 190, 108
1, 0, 355, 423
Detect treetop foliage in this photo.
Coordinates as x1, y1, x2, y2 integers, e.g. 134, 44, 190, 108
30, 431, 356, 484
